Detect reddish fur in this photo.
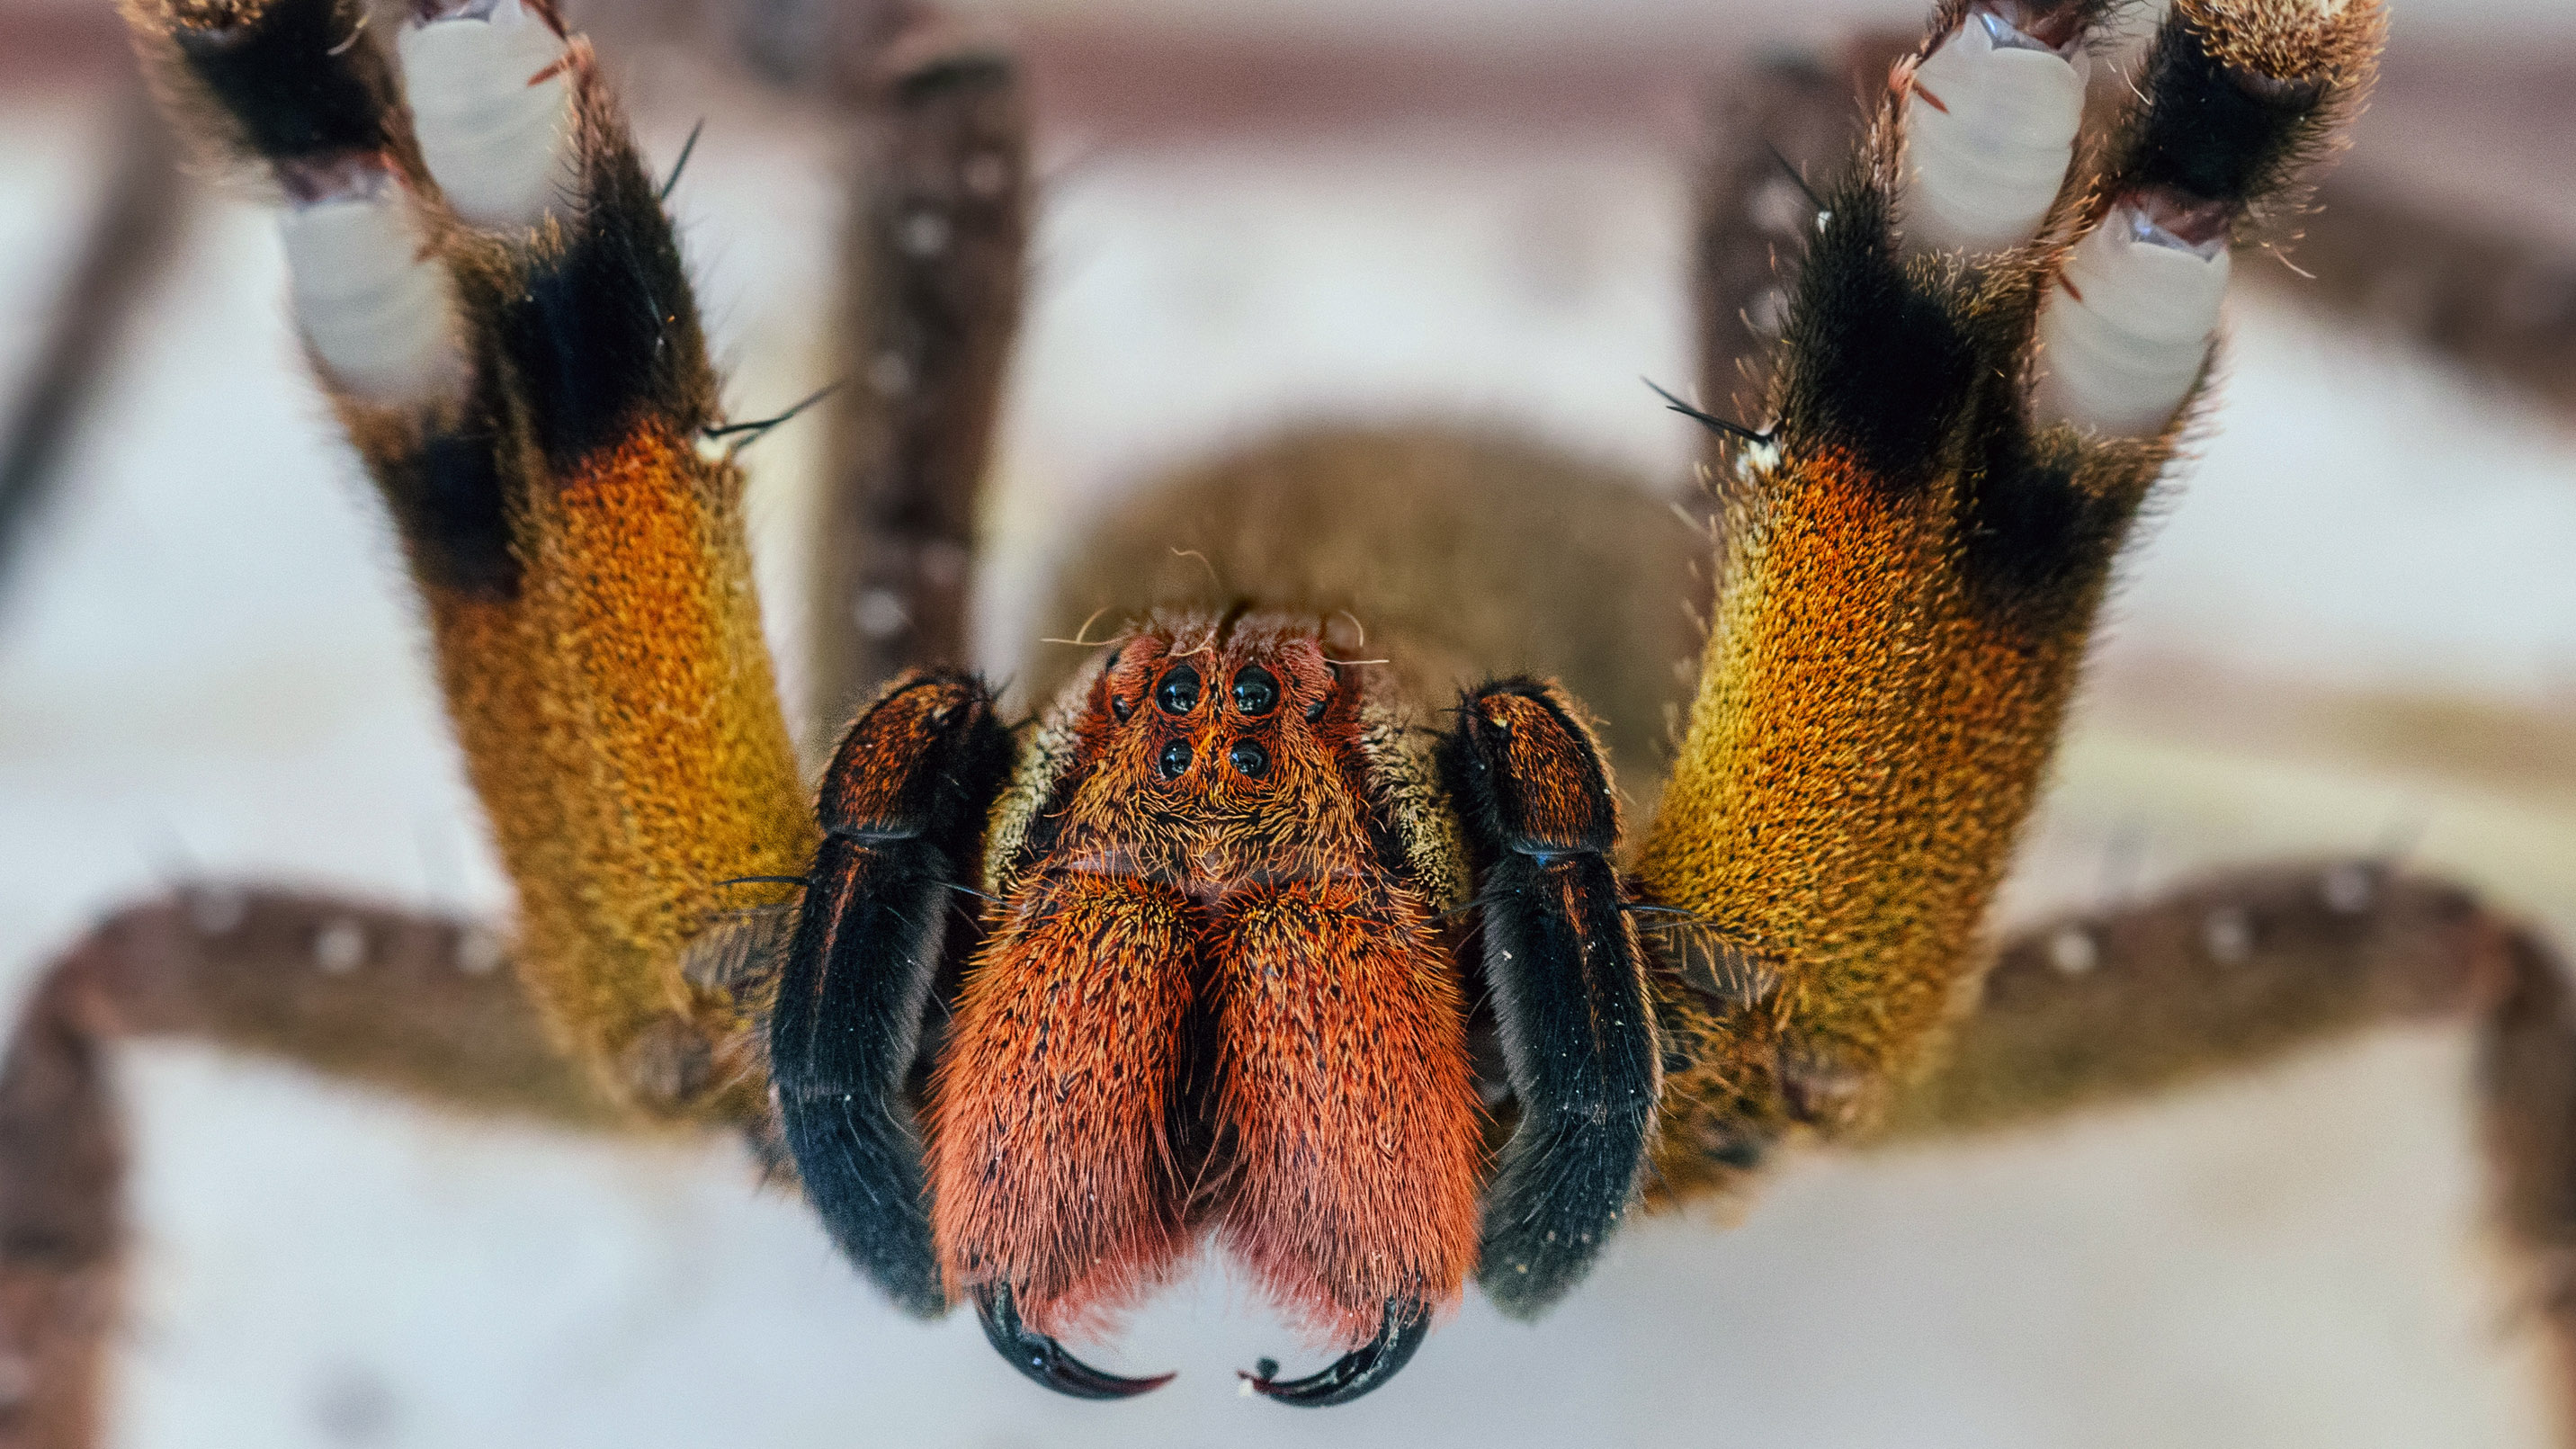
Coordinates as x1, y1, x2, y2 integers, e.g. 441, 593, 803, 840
925, 615, 1481, 1346
1214, 879, 1480, 1344
925, 873, 1196, 1338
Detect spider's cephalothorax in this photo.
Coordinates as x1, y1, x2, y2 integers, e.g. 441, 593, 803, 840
774, 613, 1659, 1402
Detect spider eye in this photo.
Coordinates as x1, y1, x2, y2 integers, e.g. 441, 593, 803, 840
1305, 696, 1328, 723
1111, 695, 1133, 722
1228, 738, 1270, 779
1157, 740, 1192, 779
1156, 666, 1202, 714
1231, 665, 1279, 716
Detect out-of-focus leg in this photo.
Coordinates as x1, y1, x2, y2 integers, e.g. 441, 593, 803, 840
0, 889, 632, 1449
1876, 863, 2510, 1136
1874, 863, 2576, 1439
809, 22, 1029, 742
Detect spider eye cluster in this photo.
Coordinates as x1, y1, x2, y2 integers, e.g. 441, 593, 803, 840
1100, 632, 1337, 789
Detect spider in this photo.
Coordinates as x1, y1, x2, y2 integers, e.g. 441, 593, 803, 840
3, 0, 2567, 1436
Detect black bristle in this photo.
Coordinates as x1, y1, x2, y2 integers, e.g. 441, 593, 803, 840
2121, 17, 2330, 206
171, 0, 397, 161
1778, 183, 1978, 488
499, 137, 709, 467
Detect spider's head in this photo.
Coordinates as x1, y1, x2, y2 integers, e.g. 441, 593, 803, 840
924, 609, 1483, 1403
780, 608, 1650, 1406
1006, 615, 1373, 890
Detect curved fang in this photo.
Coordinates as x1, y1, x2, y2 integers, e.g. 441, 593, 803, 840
1241, 1300, 1431, 1407
971, 1283, 1175, 1400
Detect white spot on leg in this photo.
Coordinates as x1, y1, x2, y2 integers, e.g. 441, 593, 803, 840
454, 927, 506, 975
867, 351, 914, 397
2033, 194, 2233, 437
855, 590, 909, 639
398, 0, 576, 230
899, 210, 952, 258
314, 918, 369, 973
1900, 6, 2089, 256
276, 157, 465, 406
2201, 907, 2254, 965
185, 885, 247, 936
2322, 864, 2375, 914
2048, 926, 2098, 976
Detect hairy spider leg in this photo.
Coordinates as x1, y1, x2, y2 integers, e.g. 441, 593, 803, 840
1639, 0, 2386, 1193
121, 0, 817, 1119
0, 889, 631, 1448
772, 673, 1016, 1319
812, 34, 1030, 739
1438, 680, 1659, 1319
1872, 863, 2576, 1425
1879, 863, 2527, 1137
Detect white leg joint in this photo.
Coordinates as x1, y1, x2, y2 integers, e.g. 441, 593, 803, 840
1901, 10, 2089, 256
2032, 203, 2232, 437
397, 0, 576, 231
278, 164, 464, 406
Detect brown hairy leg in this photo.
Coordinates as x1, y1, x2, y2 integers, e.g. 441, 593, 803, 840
1637, 0, 2390, 1189
1874, 862, 2576, 1440
807, 20, 1028, 745
0, 889, 632, 1449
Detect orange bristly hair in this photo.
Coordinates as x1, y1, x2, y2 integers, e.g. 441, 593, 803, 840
926, 619, 1481, 1345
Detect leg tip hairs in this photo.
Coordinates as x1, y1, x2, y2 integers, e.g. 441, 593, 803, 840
972, 1283, 1174, 1400
774, 1091, 947, 1318
1239, 1299, 1432, 1407
1475, 1117, 1650, 1318
2118, 0, 2386, 215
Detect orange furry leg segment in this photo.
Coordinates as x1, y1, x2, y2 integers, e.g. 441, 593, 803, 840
772, 674, 1015, 1319
448, 23, 813, 1116
1438, 682, 1657, 1318
925, 874, 1195, 1342
1214, 880, 1480, 1393
117, 0, 814, 1115
492, 417, 809, 1115
1639, 0, 2386, 1191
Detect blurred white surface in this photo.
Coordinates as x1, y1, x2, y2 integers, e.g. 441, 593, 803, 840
2, 16, 2573, 1445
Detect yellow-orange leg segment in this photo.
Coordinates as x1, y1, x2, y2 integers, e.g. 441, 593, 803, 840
1639, 0, 2389, 1190
116, 0, 816, 1119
